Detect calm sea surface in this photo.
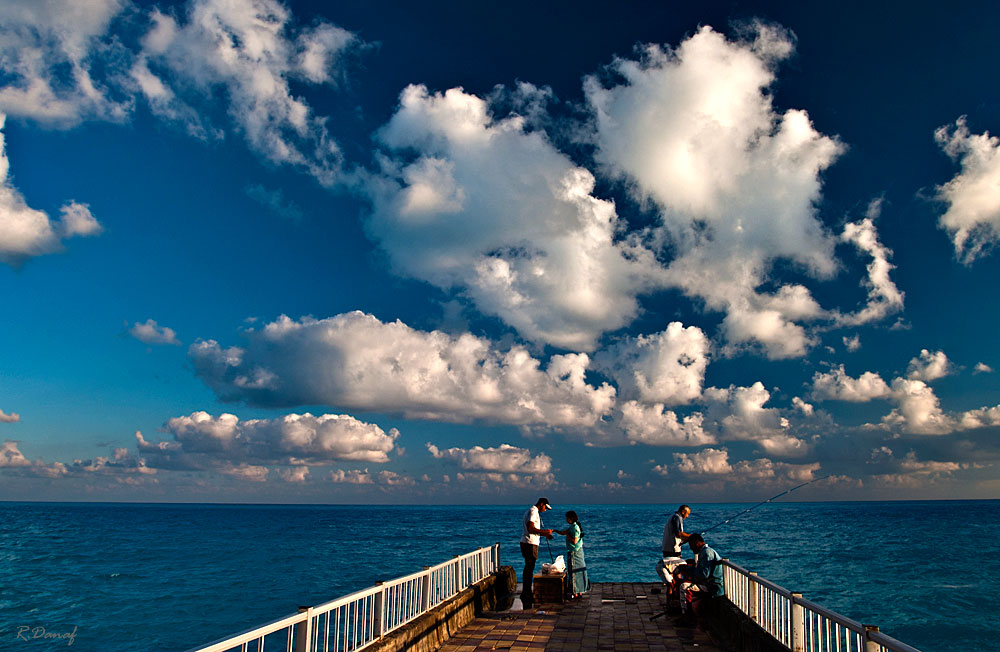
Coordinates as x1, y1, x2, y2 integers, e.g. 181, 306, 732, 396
0, 501, 996, 652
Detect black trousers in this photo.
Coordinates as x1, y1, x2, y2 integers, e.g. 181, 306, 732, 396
520, 542, 538, 606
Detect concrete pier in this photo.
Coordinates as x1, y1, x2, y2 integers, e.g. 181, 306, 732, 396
434, 583, 721, 652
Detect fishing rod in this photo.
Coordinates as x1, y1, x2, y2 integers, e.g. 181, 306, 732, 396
699, 475, 831, 535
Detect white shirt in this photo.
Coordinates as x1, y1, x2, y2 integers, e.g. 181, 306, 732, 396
521, 505, 541, 545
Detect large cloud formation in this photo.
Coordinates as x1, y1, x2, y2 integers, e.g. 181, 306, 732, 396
366, 84, 659, 351
585, 24, 844, 358
190, 312, 616, 426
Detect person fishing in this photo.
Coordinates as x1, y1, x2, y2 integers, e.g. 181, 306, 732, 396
656, 504, 692, 585
554, 510, 590, 599
674, 533, 724, 626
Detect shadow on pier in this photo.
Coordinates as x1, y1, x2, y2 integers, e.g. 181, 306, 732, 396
436, 583, 721, 652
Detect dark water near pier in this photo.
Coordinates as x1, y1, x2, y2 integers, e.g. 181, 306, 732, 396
1, 500, 996, 651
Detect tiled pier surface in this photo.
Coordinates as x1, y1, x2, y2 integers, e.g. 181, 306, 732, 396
435, 583, 721, 652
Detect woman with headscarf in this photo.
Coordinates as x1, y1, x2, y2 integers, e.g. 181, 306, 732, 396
555, 510, 590, 598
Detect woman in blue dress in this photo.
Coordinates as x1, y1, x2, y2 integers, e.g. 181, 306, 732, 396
555, 510, 590, 598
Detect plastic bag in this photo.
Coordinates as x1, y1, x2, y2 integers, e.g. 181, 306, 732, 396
541, 555, 566, 574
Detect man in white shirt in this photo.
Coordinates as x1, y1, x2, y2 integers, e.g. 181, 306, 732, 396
519, 497, 554, 608
656, 505, 692, 584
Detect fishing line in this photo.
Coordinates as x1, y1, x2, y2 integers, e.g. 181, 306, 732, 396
699, 475, 831, 535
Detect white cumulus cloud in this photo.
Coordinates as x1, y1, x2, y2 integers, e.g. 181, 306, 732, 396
594, 322, 709, 404
585, 24, 845, 359
618, 401, 714, 447
129, 319, 181, 346
672, 447, 732, 475
190, 312, 616, 427
329, 468, 373, 484
0, 0, 130, 124
133, 0, 357, 184
837, 209, 904, 326
366, 84, 660, 351
881, 378, 954, 435
0, 410, 19, 423
136, 411, 400, 472
704, 383, 808, 456
427, 442, 552, 474
0, 115, 103, 266
935, 116, 1000, 263
810, 365, 892, 402
906, 349, 953, 382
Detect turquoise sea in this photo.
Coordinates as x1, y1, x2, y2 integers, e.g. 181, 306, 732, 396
1, 500, 997, 652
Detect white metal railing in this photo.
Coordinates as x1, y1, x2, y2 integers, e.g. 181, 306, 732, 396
185, 544, 500, 652
721, 560, 921, 652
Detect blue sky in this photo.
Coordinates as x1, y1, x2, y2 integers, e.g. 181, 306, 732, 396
1, 0, 999, 503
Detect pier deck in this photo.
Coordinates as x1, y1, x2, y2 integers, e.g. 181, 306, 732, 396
435, 583, 721, 652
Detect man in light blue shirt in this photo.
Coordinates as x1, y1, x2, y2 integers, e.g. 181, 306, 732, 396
676, 533, 725, 623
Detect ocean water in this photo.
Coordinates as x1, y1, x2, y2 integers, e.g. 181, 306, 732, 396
0, 501, 997, 652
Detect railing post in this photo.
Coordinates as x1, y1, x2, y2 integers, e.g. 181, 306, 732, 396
495, 542, 501, 571
790, 593, 805, 652
748, 572, 758, 621
454, 555, 461, 592
373, 582, 384, 638
295, 606, 313, 652
421, 567, 432, 611
863, 625, 880, 652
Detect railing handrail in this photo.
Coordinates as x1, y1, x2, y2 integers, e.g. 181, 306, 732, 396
720, 559, 920, 652
186, 611, 308, 652
869, 630, 922, 652
794, 594, 866, 634
185, 543, 500, 652
723, 559, 795, 599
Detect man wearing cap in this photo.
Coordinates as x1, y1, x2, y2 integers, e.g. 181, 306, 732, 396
520, 497, 554, 609
675, 533, 725, 625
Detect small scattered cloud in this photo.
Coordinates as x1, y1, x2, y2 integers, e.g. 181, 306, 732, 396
836, 208, 904, 326
329, 468, 374, 484
129, 319, 181, 346
0, 410, 19, 423
131, 0, 360, 185
791, 397, 814, 416
974, 362, 994, 374
136, 411, 400, 474
811, 365, 892, 402
843, 335, 861, 352
246, 184, 304, 221
0, 116, 104, 266
427, 442, 552, 474
906, 349, 953, 382
934, 116, 1000, 263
